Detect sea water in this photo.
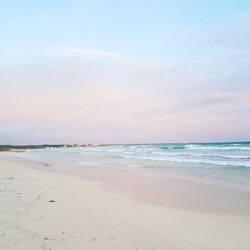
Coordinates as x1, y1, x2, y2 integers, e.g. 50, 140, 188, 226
10, 142, 250, 192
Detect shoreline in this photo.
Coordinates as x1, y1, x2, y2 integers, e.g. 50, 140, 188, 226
7, 152, 250, 216
1, 155, 250, 249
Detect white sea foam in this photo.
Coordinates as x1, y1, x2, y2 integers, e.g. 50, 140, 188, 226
78, 143, 250, 168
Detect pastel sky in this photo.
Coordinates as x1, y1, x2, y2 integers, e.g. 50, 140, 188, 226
1, 0, 250, 144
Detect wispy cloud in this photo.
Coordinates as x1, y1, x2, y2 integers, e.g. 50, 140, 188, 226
56, 47, 123, 60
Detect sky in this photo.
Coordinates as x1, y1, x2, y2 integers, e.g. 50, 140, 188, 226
0, 0, 250, 144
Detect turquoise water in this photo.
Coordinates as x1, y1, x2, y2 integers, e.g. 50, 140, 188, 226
10, 142, 250, 192
82, 142, 250, 168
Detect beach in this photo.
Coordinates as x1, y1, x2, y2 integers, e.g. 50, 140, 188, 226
1, 152, 250, 250
2, 0, 250, 249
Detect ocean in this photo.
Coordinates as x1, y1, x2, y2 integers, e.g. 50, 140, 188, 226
9, 142, 250, 192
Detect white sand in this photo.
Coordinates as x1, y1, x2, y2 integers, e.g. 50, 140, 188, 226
1, 157, 250, 250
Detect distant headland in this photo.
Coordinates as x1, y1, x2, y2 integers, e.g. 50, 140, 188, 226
0, 144, 100, 152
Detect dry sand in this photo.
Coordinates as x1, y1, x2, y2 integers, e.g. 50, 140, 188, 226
1, 156, 250, 250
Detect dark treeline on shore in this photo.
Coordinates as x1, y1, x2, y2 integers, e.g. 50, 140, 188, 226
0, 144, 89, 152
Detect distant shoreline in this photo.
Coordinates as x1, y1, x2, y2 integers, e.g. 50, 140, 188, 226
1, 141, 250, 152
0, 144, 100, 152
